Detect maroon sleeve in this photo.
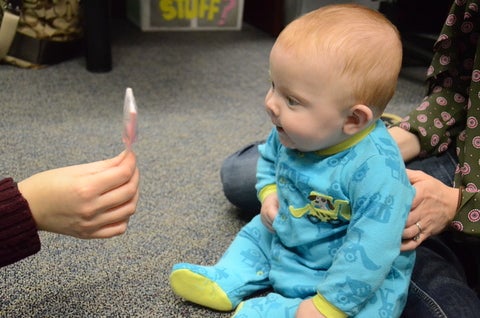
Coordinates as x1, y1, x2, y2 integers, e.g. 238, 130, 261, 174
0, 177, 40, 267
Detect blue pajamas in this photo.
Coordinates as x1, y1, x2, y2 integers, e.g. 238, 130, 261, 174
171, 120, 415, 317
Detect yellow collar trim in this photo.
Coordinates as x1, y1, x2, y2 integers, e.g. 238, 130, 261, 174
315, 122, 376, 156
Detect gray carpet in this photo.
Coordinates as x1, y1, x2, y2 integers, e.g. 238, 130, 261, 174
0, 18, 426, 317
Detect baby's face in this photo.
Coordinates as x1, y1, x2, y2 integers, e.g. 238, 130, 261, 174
264, 43, 351, 152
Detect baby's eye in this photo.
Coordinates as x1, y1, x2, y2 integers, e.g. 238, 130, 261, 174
286, 96, 300, 106
270, 81, 275, 90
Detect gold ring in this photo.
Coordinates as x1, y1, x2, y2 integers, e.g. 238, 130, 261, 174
415, 221, 423, 233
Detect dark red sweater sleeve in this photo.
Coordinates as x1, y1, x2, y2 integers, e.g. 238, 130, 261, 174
0, 177, 40, 267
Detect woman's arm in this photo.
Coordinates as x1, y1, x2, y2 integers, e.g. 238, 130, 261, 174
388, 126, 421, 162
0, 178, 41, 267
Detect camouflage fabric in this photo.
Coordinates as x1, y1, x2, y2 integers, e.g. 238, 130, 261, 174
0, 0, 82, 67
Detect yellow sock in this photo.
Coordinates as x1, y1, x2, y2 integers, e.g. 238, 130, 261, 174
170, 269, 233, 311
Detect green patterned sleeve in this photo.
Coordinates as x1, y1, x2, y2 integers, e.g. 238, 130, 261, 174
394, 1, 474, 157
394, 0, 480, 236
453, 188, 480, 235
395, 82, 467, 157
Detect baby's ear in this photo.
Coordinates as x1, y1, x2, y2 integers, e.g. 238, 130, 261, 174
343, 104, 374, 135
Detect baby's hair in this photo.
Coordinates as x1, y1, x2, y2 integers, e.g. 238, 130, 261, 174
276, 4, 402, 116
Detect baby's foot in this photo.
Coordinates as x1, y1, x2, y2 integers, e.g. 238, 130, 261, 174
170, 263, 235, 311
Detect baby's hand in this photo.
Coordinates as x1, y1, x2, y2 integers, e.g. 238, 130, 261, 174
260, 193, 279, 232
296, 299, 326, 318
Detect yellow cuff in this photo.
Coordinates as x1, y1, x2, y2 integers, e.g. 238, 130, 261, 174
312, 294, 347, 318
258, 184, 277, 203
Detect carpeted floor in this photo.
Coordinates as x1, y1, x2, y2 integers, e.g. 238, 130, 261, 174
0, 17, 426, 317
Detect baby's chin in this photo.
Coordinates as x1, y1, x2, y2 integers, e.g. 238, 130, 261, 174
277, 131, 319, 152
279, 140, 307, 152
278, 136, 296, 150
281, 141, 322, 153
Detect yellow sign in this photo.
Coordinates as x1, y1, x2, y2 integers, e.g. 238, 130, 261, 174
159, 0, 222, 21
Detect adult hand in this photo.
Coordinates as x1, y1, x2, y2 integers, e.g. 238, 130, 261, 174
18, 151, 140, 239
401, 169, 460, 251
295, 299, 326, 318
260, 192, 279, 232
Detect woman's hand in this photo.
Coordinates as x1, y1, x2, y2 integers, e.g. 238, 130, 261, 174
18, 151, 140, 239
401, 169, 460, 251
260, 192, 279, 232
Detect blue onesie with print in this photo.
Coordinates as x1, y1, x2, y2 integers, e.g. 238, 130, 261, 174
170, 119, 415, 318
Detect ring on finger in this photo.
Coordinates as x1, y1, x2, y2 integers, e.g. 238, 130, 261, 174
415, 221, 423, 233
413, 233, 421, 241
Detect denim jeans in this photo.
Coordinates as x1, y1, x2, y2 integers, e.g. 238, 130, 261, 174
220, 142, 480, 317
220, 141, 263, 218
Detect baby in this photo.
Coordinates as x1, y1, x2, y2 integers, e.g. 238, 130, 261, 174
170, 4, 415, 318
